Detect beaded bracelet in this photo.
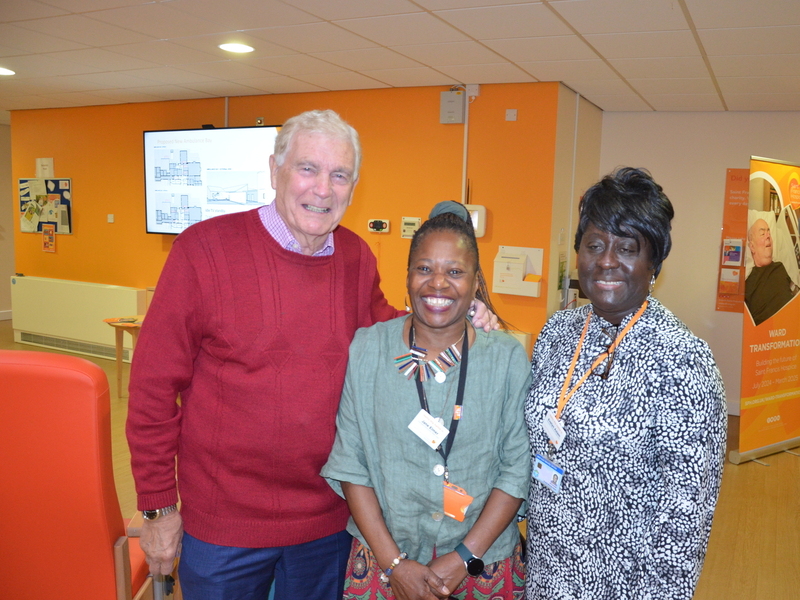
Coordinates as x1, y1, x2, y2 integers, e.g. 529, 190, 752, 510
379, 552, 408, 584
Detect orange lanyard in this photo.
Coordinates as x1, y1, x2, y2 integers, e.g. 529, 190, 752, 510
555, 301, 648, 419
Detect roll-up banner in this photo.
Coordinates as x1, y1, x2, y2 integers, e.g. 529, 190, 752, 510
732, 157, 800, 463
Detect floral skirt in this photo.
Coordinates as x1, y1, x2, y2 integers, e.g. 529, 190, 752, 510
342, 537, 525, 600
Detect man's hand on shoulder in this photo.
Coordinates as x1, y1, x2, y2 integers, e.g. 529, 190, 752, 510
470, 300, 499, 332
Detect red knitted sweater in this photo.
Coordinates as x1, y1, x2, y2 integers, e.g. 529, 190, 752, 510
127, 208, 400, 547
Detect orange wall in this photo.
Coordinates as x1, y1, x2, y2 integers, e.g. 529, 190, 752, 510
11, 83, 559, 336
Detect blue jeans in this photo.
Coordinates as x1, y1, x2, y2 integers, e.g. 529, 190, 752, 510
178, 530, 352, 600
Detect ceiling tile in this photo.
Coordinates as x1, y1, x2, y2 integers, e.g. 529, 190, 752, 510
434, 4, 572, 39
646, 93, 724, 111
281, 0, 423, 20
699, 26, 800, 57
581, 93, 652, 111
180, 81, 268, 97
294, 70, 389, 90
247, 22, 377, 53
0, 0, 68, 23
561, 78, 632, 96
15, 14, 155, 46
626, 77, 717, 95
52, 71, 159, 89
43, 90, 122, 106
1, 94, 81, 109
177, 60, 276, 81
415, 0, 522, 8
86, 2, 223, 39
236, 75, 326, 94
436, 62, 536, 84
335, 13, 468, 46
609, 56, 709, 79
51, 47, 160, 71
122, 66, 216, 85
551, 0, 690, 35
108, 41, 222, 65
0, 23, 90, 55
717, 76, 800, 95
310, 47, 420, 71
483, 36, 597, 63
360, 66, 452, 87
0, 52, 131, 77
0, 0, 797, 114
709, 53, 800, 77
684, 0, 800, 29
0, 78, 67, 96
585, 30, 700, 59
82, 87, 167, 103
245, 54, 348, 76
392, 41, 504, 66
168, 0, 321, 31
36, 1, 155, 11
518, 59, 617, 81
171, 33, 294, 60
124, 84, 215, 100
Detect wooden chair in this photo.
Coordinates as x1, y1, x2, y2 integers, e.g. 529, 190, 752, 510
0, 349, 165, 600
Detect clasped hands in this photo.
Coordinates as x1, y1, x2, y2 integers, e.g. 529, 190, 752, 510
388, 550, 467, 600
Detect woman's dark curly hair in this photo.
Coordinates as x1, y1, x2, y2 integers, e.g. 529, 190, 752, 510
575, 167, 674, 277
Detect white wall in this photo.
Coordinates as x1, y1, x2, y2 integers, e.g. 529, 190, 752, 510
600, 111, 800, 415
0, 124, 12, 320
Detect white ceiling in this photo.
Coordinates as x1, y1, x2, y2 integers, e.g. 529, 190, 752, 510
1, 0, 799, 125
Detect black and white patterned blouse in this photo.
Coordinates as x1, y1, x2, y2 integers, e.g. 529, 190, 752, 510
525, 297, 726, 600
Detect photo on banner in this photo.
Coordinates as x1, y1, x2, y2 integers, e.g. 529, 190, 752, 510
737, 157, 800, 457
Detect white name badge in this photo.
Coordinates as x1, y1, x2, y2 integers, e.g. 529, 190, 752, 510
542, 409, 566, 447
409, 409, 449, 451
533, 453, 564, 493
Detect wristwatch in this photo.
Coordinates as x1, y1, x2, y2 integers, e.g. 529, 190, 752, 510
455, 542, 484, 577
142, 504, 178, 521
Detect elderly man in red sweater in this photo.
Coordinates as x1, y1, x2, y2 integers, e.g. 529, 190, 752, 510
127, 109, 495, 600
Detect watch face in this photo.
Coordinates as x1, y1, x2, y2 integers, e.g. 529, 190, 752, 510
143, 510, 159, 520
466, 557, 484, 577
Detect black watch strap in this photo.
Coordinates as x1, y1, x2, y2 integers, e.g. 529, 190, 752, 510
455, 542, 484, 577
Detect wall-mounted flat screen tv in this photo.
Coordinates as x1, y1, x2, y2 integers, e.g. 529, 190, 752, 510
143, 125, 280, 234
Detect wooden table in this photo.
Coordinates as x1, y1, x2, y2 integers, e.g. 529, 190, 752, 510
103, 316, 144, 397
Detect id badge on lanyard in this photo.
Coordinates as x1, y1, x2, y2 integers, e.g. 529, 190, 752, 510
532, 453, 563, 493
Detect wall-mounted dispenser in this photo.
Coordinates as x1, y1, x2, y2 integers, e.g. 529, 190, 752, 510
492, 246, 543, 298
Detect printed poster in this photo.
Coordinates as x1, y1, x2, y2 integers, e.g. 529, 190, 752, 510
716, 169, 749, 312
738, 157, 800, 454
42, 223, 55, 252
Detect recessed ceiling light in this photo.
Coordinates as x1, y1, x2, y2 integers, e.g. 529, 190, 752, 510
0, 67, 15, 76
219, 43, 254, 53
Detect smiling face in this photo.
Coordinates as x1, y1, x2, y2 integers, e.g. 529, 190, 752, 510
748, 219, 773, 267
269, 131, 357, 255
407, 230, 479, 341
578, 223, 655, 324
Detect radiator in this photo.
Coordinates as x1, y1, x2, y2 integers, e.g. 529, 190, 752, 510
10, 276, 146, 361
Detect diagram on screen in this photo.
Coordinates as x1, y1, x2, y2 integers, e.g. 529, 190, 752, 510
144, 127, 276, 234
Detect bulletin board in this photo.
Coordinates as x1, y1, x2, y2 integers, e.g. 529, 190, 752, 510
19, 178, 73, 234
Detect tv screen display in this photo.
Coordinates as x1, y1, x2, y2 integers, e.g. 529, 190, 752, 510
143, 126, 280, 234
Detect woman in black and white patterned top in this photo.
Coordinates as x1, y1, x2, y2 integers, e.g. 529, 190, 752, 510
525, 167, 727, 600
